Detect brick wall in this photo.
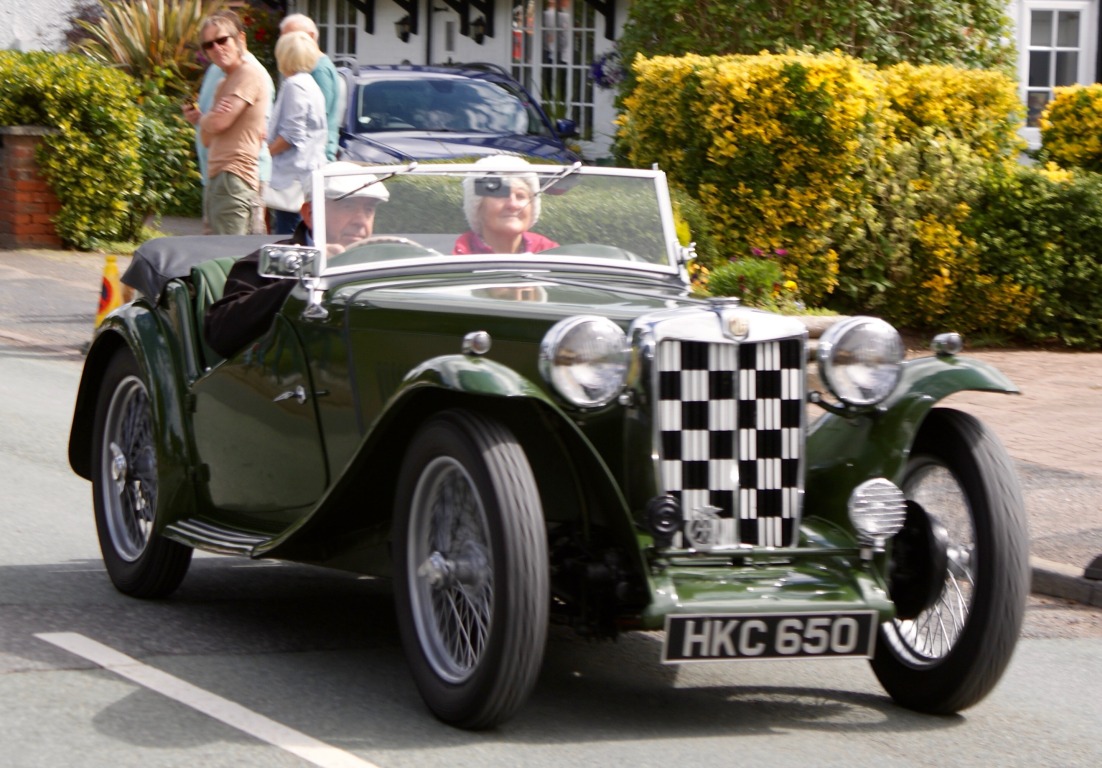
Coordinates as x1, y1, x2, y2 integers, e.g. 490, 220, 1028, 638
0, 126, 63, 249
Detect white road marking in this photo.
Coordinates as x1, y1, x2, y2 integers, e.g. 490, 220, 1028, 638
35, 632, 381, 768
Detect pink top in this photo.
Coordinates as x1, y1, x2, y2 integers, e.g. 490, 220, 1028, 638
452, 230, 559, 255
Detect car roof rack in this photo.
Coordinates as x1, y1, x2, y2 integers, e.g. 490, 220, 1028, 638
337, 62, 513, 78
438, 61, 510, 76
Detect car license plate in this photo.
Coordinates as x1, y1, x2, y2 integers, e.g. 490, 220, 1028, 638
662, 611, 877, 662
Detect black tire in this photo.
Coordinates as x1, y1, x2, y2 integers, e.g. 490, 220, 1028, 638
871, 408, 1029, 713
393, 410, 549, 729
91, 349, 192, 598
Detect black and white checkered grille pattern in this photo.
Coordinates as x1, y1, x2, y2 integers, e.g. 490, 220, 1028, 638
657, 338, 803, 548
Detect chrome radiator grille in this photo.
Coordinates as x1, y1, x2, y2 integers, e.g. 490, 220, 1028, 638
656, 338, 804, 548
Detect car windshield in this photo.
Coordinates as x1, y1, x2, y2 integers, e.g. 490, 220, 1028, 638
307, 163, 681, 275
354, 77, 551, 136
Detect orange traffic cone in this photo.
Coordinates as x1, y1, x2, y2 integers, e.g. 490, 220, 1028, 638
95, 254, 122, 327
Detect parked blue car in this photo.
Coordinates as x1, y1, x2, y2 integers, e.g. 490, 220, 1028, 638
336, 64, 582, 164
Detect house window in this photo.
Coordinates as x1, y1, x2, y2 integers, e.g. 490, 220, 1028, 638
1020, 1, 1097, 130
332, 0, 357, 62
510, 0, 596, 142
304, 0, 357, 64
1027, 9, 1082, 125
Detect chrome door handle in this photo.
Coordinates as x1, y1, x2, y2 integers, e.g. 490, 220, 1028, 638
273, 385, 307, 405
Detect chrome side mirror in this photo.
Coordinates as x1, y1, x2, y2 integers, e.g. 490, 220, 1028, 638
259, 244, 321, 279
258, 244, 328, 321
678, 241, 697, 265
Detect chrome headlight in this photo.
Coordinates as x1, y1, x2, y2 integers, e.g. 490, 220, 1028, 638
539, 316, 629, 408
817, 316, 903, 407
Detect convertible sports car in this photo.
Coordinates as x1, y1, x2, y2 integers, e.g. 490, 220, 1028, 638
69, 161, 1029, 729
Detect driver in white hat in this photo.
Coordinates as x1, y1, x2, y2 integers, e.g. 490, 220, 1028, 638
205, 161, 388, 358
302, 160, 390, 250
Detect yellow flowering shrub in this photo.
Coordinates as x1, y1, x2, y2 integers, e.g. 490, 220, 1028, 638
882, 63, 1025, 161
833, 129, 1033, 336
1037, 161, 1073, 184
618, 50, 1102, 345
1040, 85, 1102, 172
621, 51, 883, 305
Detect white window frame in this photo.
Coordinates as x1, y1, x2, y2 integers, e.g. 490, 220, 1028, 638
1016, 0, 1098, 147
510, 1, 599, 144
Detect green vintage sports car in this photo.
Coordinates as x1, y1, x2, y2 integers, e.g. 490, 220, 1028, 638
69, 161, 1029, 729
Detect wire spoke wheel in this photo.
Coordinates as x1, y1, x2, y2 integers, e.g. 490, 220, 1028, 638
888, 460, 975, 662
411, 457, 495, 682
394, 410, 548, 729
92, 350, 191, 598
871, 408, 1029, 714
101, 375, 157, 562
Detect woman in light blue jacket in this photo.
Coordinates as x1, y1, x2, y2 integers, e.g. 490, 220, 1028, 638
267, 31, 328, 235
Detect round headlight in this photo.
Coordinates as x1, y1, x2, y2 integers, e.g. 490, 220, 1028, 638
539, 316, 629, 408
817, 316, 903, 407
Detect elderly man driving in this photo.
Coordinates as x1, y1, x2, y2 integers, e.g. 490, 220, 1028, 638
204, 162, 388, 358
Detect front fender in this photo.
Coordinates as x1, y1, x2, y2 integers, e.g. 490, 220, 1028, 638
68, 299, 197, 527
804, 354, 1018, 520
394, 356, 634, 532
261, 353, 643, 576
403, 353, 552, 399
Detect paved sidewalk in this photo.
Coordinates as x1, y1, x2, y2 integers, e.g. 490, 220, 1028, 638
939, 349, 1102, 606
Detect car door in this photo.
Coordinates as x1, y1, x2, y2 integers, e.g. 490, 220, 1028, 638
190, 314, 328, 531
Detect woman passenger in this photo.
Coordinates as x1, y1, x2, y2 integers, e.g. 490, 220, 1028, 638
453, 156, 559, 254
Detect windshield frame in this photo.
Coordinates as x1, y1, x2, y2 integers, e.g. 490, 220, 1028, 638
307, 162, 686, 281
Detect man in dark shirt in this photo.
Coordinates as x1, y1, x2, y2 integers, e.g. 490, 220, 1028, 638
204, 163, 389, 357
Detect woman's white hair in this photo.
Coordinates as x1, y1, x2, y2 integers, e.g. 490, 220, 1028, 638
462, 155, 541, 235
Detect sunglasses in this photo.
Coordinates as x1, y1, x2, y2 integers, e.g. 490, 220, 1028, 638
200, 34, 233, 52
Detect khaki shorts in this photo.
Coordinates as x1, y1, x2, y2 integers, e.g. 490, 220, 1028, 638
205, 171, 254, 235
252, 182, 270, 234
202, 180, 269, 235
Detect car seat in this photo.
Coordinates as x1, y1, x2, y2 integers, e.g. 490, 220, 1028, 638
190, 257, 236, 369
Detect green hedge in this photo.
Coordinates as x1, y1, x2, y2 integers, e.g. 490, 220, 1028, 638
617, 0, 1016, 92
963, 164, 1102, 348
0, 52, 142, 249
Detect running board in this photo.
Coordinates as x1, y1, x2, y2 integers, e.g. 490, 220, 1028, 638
164, 518, 273, 556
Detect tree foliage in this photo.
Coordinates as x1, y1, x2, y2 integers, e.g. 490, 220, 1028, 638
618, 0, 1015, 91
74, 0, 224, 100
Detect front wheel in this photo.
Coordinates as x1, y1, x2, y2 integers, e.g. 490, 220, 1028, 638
92, 349, 192, 598
393, 410, 549, 729
871, 408, 1029, 713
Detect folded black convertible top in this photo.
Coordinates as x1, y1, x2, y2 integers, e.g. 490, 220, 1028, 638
122, 235, 280, 301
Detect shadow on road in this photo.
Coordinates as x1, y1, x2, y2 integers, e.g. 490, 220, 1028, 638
3, 555, 962, 751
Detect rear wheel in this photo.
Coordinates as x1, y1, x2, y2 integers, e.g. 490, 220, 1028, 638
92, 349, 191, 598
393, 410, 548, 729
871, 408, 1029, 713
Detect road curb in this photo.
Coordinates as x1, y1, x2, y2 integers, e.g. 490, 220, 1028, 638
1031, 556, 1102, 607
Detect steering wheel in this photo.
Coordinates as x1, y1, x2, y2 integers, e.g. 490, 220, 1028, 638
343, 235, 427, 250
